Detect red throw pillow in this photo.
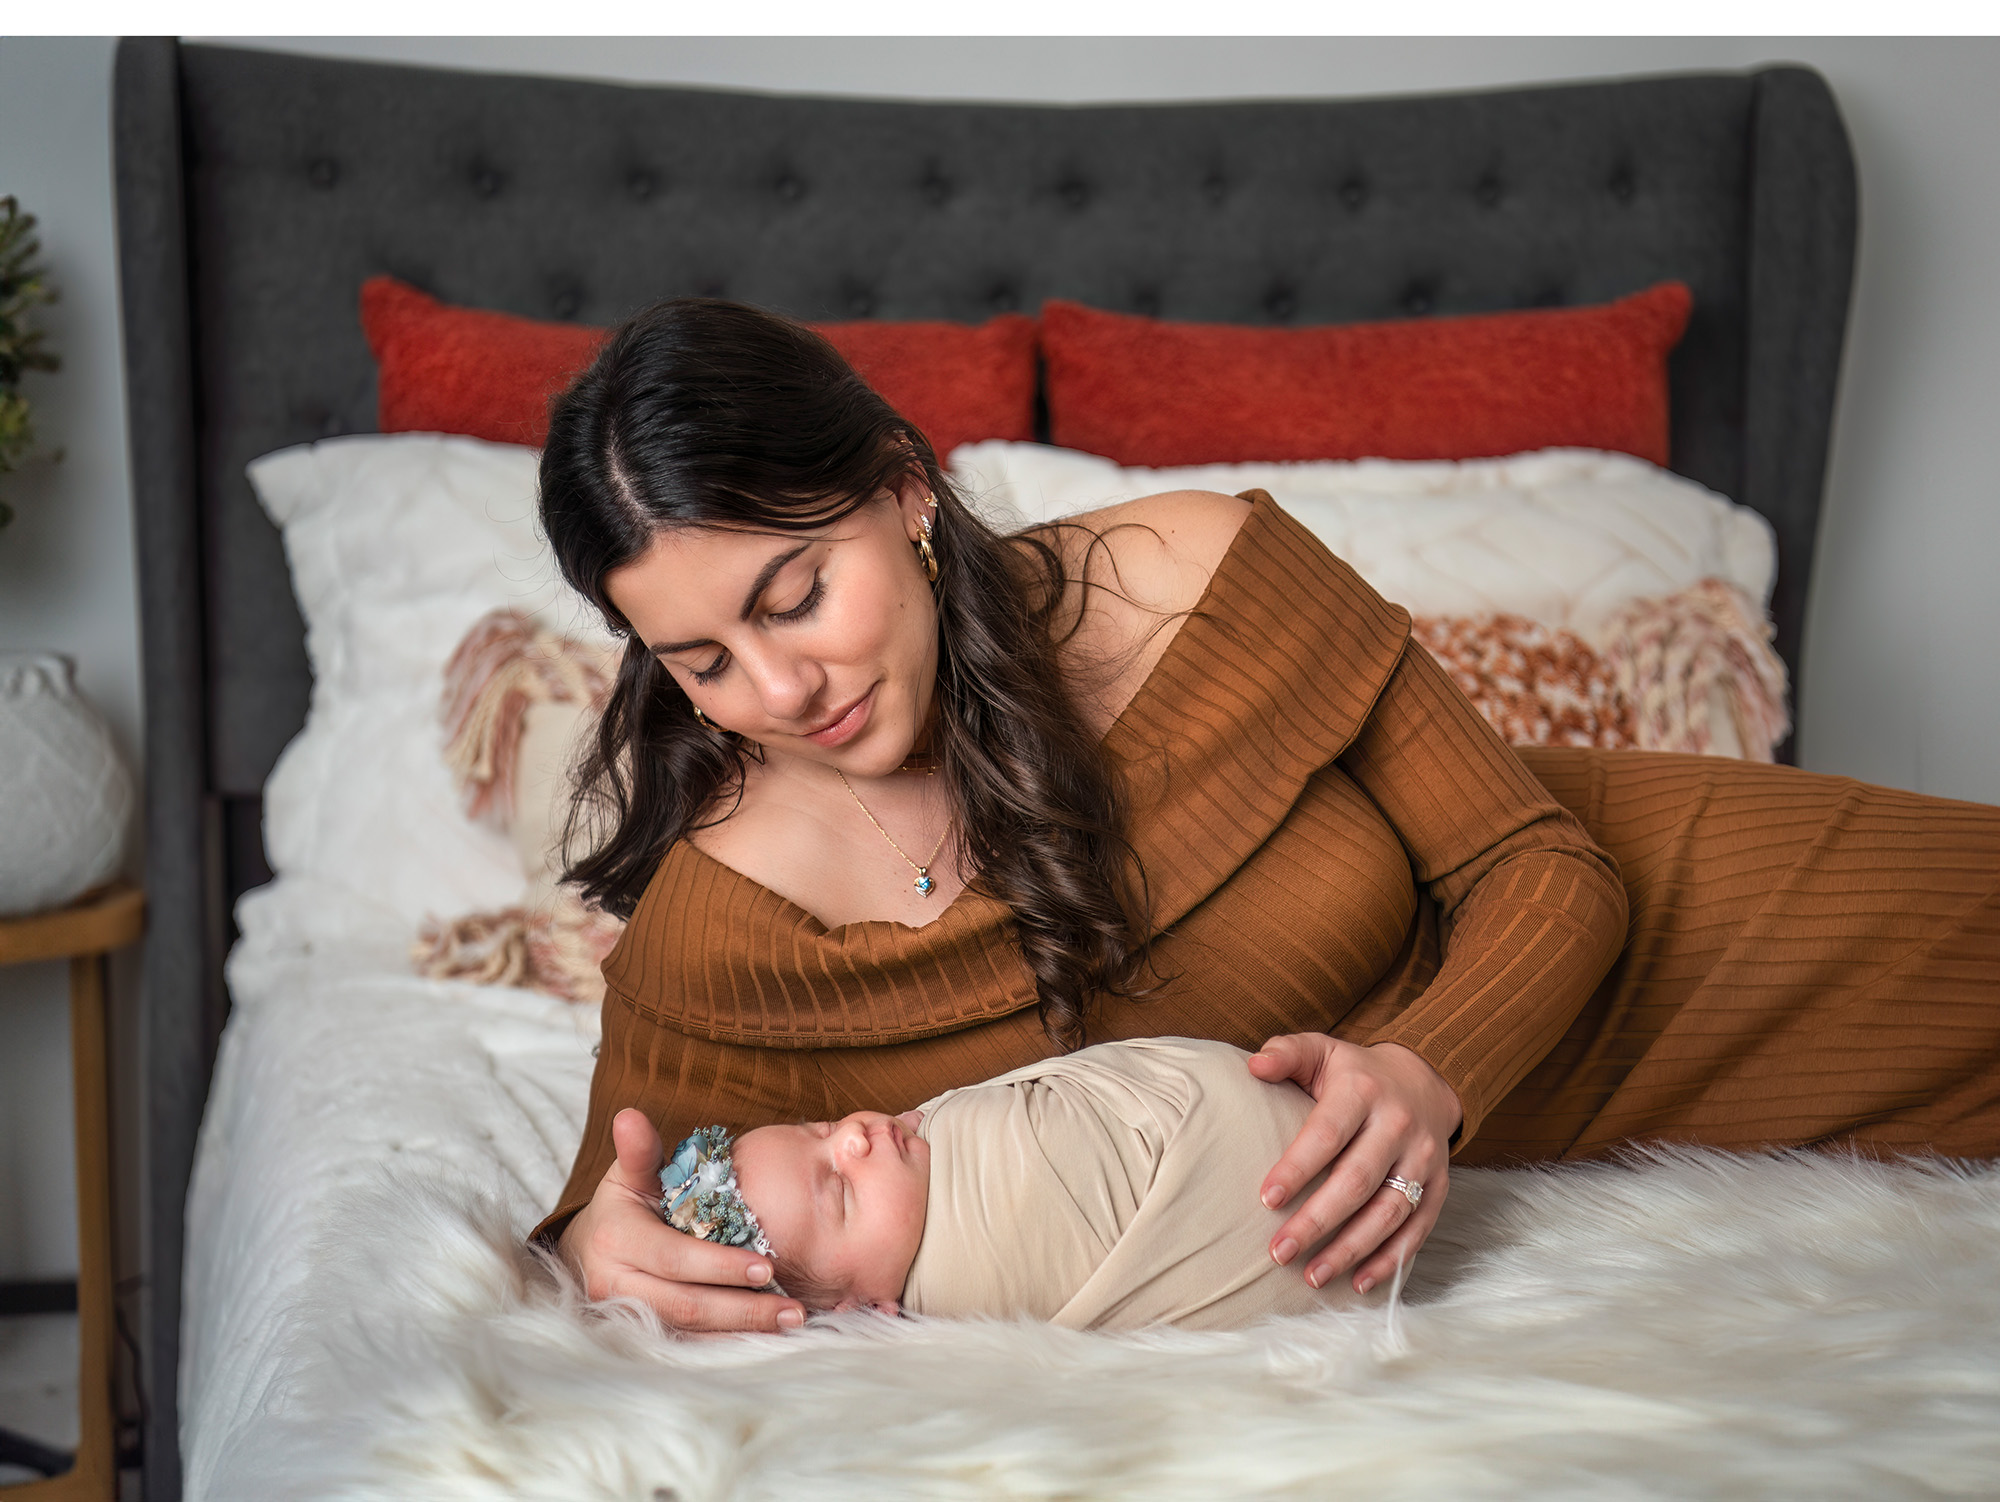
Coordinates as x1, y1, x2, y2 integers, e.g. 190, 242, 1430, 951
360, 277, 1037, 457
1038, 283, 1692, 468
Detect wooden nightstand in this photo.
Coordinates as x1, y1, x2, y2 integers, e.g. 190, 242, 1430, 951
0, 883, 144, 1501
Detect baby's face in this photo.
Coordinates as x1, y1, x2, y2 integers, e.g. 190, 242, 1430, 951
733, 1110, 930, 1312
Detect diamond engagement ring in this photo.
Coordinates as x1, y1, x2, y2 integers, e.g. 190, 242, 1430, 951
1383, 1175, 1423, 1208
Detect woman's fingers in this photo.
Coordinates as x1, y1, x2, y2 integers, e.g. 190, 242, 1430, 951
608, 1107, 667, 1199
1247, 1033, 1336, 1094
605, 1267, 806, 1333
1268, 1117, 1401, 1268
1252, 1033, 1354, 1212
563, 1136, 807, 1333
1349, 1176, 1448, 1295
593, 1185, 781, 1292
580, 1207, 807, 1328
1251, 1036, 1459, 1291
1303, 1155, 1440, 1291
1261, 1088, 1367, 1217
639, 1218, 781, 1293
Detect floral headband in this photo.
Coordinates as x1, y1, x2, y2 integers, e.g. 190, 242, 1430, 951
659, 1125, 785, 1291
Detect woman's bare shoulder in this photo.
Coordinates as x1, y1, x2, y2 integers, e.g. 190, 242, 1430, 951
1049, 489, 1252, 617
1039, 490, 1253, 733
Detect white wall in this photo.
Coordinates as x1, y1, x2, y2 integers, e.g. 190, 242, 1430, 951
2, 34, 1997, 1276
0, 35, 136, 1280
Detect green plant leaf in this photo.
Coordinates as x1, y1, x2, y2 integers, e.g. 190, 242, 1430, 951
0, 194, 59, 499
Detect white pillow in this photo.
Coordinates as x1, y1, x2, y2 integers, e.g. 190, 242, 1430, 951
246, 434, 613, 935
946, 443, 1777, 639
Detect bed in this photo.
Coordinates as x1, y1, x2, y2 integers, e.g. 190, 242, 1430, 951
108, 38, 1966, 1500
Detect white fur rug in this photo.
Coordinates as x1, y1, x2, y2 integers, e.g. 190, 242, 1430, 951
233, 1150, 2000, 1501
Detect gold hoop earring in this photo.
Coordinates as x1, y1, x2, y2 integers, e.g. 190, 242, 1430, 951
916, 509, 939, 584
691, 704, 719, 732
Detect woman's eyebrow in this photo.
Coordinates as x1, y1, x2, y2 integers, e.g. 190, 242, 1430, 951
647, 541, 814, 656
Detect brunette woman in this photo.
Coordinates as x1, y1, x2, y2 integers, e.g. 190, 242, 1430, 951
536, 299, 2000, 1334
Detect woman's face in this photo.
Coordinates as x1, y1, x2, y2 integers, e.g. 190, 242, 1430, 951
603, 476, 939, 778
733, 1110, 930, 1312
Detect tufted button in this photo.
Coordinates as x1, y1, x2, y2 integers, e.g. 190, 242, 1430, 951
987, 281, 1019, 312
1401, 281, 1436, 315
307, 157, 339, 190
1608, 164, 1636, 202
1057, 176, 1090, 210
920, 169, 952, 206
1338, 176, 1368, 211
1264, 284, 1297, 321
775, 171, 805, 202
1131, 286, 1161, 316
627, 168, 660, 201
843, 283, 876, 317
1474, 172, 1503, 208
552, 286, 583, 320
698, 279, 727, 300
471, 163, 505, 199
1531, 284, 1566, 307
1202, 171, 1228, 206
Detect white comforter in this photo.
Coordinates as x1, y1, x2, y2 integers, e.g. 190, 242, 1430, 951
180, 878, 598, 1498
182, 925, 2000, 1498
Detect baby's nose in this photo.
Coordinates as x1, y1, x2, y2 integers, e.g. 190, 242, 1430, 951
837, 1119, 873, 1154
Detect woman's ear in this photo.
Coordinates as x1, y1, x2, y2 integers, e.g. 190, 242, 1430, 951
889, 468, 934, 543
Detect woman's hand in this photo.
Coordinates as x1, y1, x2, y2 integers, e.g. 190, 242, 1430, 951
1250, 1034, 1462, 1295
558, 1108, 807, 1333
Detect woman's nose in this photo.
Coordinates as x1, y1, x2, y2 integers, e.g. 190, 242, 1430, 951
734, 640, 823, 722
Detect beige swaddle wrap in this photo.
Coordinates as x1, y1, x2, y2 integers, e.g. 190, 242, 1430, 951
901, 1037, 1357, 1331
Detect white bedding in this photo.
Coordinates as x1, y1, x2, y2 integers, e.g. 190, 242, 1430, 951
185, 943, 2000, 1497
181, 882, 598, 1497
949, 442, 1776, 636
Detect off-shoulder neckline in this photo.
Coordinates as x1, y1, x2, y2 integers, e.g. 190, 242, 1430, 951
668, 490, 1273, 939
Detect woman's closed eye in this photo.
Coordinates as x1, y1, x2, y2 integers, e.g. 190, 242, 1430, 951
771, 572, 824, 624
683, 573, 825, 685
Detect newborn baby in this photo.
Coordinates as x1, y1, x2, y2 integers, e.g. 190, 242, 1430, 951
664, 1037, 1360, 1331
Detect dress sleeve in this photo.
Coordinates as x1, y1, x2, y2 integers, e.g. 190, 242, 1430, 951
1338, 642, 1629, 1149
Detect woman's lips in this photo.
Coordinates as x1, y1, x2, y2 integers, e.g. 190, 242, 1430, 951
805, 687, 874, 748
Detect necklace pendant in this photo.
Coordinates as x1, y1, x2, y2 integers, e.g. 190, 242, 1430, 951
913, 871, 937, 897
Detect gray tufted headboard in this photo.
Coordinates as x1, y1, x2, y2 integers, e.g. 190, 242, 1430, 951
112, 37, 1854, 1497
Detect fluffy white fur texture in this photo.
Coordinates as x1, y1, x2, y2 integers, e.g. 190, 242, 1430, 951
229, 1149, 2000, 1501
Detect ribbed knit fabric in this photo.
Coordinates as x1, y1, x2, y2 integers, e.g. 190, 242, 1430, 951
1469, 748, 2000, 1164
538, 493, 2000, 1242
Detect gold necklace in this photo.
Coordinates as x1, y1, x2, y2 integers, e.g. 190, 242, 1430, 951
835, 769, 950, 897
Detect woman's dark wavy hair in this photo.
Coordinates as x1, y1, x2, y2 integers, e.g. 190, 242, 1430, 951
538, 298, 1150, 1048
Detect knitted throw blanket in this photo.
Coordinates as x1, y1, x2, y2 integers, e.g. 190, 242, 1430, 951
1414, 578, 1790, 760
438, 610, 618, 823
417, 611, 622, 1002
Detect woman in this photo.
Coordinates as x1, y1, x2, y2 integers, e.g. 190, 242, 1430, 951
536, 299, 2000, 1334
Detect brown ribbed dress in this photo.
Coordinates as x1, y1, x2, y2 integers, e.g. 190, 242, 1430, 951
540, 492, 2000, 1238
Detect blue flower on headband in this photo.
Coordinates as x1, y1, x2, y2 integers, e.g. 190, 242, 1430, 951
659, 1124, 777, 1263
